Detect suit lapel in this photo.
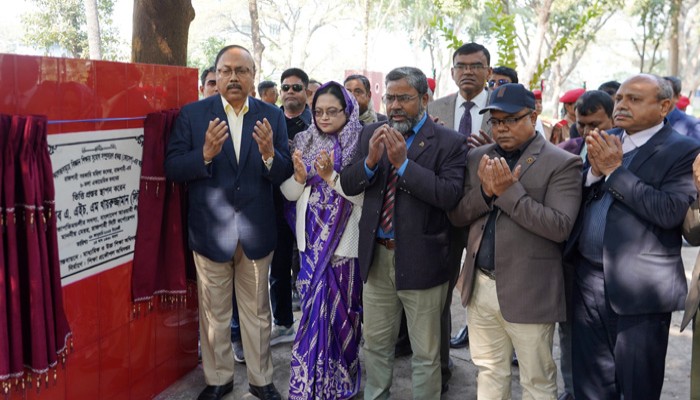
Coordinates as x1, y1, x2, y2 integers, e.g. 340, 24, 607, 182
447, 94, 457, 128
626, 124, 671, 173
407, 118, 434, 161
515, 134, 544, 179
210, 97, 238, 171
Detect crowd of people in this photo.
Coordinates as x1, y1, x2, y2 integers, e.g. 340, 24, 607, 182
165, 41, 700, 400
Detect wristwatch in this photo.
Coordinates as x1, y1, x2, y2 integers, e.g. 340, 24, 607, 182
330, 171, 340, 187
262, 155, 274, 169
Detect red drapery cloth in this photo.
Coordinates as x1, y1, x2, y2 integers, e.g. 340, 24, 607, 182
131, 109, 192, 306
1, 114, 71, 391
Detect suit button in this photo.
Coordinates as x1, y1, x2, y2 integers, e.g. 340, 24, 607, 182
236, 187, 240, 191
234, 207, 240, 212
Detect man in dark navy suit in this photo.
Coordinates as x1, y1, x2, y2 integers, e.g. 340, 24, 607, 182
165, 45, 291, 400
566, 74, 700, 399
340, 66, 467, 399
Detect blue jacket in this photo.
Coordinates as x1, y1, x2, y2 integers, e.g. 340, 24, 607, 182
566, 123, 700, 314
165, 95, 292, 261
667, 107, 700, 140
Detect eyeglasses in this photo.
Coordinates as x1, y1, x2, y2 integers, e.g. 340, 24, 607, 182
217, 67, 252, 79
486, 112, 532, 128
382, 94, 418, 105
281, 83, 304, 92
453, 63, 486, 72
488, 79, 511, 88
314, 108, 344, 119
347, 88, 367, 97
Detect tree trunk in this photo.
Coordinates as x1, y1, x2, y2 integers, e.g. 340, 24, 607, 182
249, 0, 265, 86
131, 0, 195, 66
522, 0, 553, 84
84, 0, 102, 59
668, 0, 681, 76
363, 0, 370, 70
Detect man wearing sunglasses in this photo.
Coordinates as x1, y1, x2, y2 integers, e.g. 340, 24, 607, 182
266, 67, 314, 350
280, 68, 312, 141
488, 66, 518, 89
449, 83, 582, 399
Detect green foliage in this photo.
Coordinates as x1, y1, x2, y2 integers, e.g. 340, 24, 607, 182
528, 1, 606, 88
188, 36, 227, 70
629, 0, 671, 72
484, 0, 517, 69
430, 15, 463, 51
21, 0, 124, 60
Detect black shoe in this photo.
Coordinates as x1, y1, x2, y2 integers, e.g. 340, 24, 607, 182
249, 383, 282, 400
198, 381, 233, 400
449, 326, 469, 348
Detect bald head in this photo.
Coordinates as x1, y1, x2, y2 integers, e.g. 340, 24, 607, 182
613, 74, 673, 134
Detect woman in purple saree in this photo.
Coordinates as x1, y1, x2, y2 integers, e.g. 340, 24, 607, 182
281, 81, 363, 399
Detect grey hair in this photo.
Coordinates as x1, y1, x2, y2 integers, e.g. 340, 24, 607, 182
385, 67, 428, 96
654, 75, 674, 101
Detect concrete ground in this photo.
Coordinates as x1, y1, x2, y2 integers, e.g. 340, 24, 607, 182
156, 246, 697, 399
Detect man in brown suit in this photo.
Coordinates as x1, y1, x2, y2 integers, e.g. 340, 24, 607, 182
448, 83, 582, 399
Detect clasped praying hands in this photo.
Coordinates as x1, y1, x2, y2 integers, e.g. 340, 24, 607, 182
366, 124, 407, 170
478, 154, 521, 197
586, 129, 622, 177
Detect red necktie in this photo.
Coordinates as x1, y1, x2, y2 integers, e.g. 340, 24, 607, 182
380, 166, 398, 233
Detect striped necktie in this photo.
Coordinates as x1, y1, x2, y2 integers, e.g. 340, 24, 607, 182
379, 129, 413, 233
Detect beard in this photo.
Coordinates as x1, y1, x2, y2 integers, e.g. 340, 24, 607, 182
283, 97, 305, 113
388, 104, 426, 134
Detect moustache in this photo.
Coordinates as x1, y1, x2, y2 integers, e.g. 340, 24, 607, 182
389, 111, 408, 118
614, 110, 632, 118
226, 83, 242, 90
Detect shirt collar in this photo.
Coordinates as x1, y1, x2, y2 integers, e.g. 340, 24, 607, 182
621, 121, 663, 151
410, 112, 429, 136
221, 95, 249, 116
459, 88, 489, 109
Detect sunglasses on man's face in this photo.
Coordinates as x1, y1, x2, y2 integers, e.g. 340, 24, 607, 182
488, 79, 511, 88
281, 83, 304, 92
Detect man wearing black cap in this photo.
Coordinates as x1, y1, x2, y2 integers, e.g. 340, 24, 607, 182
448, 83, 582, 399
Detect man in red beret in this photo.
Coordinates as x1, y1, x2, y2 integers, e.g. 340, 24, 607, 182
532, 89, 546, 137
550, 88, 586, 144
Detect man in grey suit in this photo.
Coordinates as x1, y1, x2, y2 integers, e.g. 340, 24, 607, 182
427, 42, 493, 383
428, 42, 492, 146
448, 83, 582, 399
340, 66, 467, 399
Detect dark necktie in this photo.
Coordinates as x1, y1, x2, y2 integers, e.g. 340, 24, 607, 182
379, 130, 413, 233
458, 101, 474, 136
